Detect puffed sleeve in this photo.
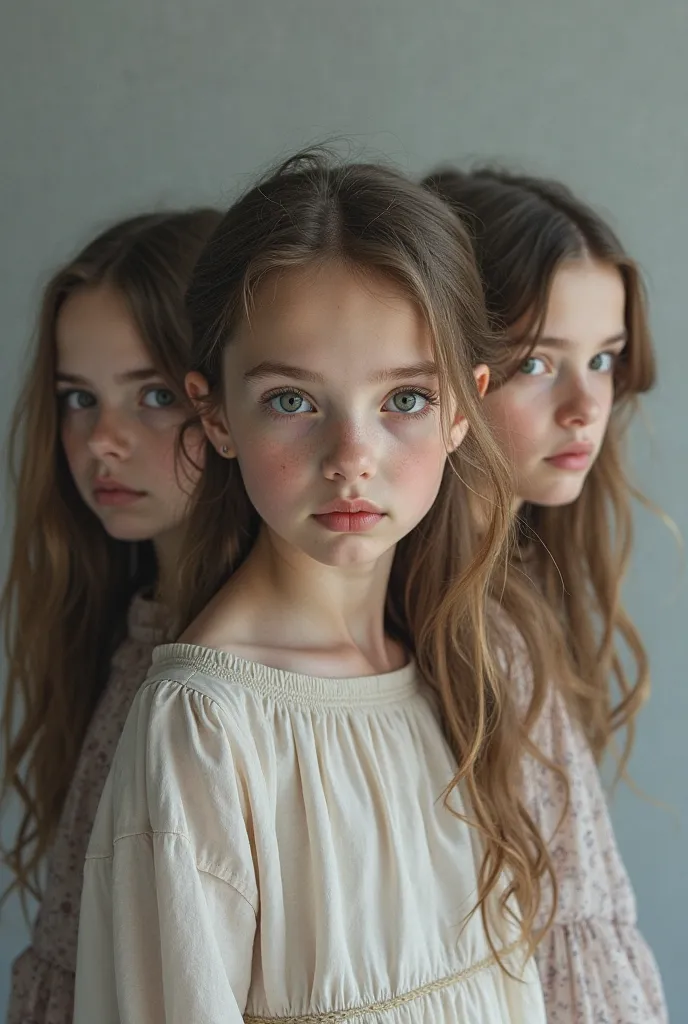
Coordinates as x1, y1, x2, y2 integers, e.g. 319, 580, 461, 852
74, 679, 259, 1024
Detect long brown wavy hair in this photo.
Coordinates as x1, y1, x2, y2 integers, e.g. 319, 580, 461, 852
1, 208, 221, 908
176, 150, 556, 957
422, 166, 656, 772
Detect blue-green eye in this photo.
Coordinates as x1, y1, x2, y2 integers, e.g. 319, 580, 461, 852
143, 387, 177, 408
590, 352, 615, 373
268, 391, 314, 415
519, 356, 547, 376
382, 391, 429, 414
59, 389, 96, 410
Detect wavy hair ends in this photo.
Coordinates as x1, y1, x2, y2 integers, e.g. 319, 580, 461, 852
1, 208, 221, 910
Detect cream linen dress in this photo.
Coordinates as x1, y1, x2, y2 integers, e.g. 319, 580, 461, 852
74, 643, 546, 1023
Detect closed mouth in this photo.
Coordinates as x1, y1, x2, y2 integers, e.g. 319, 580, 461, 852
94, 480, 145, 495
314, 499, 385, 516
546, 443, 594, 460
93, 481, 147, 504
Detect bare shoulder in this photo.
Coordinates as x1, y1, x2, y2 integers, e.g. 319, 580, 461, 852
178, 578, 252, 648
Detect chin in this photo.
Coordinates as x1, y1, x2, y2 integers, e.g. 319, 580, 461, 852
95, 513, 158, 544
292, 526, 395, 568
525, 480, 588, 508
313, 538, 390, 568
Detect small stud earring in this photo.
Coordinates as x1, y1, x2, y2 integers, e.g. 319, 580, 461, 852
221, 445, 229, 456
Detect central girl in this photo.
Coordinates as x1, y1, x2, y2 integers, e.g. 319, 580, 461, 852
74, 151, 549, 1023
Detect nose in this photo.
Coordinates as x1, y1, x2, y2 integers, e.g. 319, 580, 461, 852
87, 407, 134, 461
555, 376, 601, 430
321, 420, 377, 483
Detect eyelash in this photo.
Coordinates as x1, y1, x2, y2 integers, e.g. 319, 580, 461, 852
260, 386, 440, 419
520, 351, 621, 376
386, 386, 440, 416
57, 385, 177, 412
57, 389, 95, 411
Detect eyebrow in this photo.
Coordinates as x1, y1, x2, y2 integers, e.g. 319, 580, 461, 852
243, 359, 438, 385
537, 331, 627, 351
55, 367, 162, 386
369, 360, 438, 384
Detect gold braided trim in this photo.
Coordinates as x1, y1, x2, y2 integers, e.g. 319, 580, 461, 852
243, 940, 523, 1023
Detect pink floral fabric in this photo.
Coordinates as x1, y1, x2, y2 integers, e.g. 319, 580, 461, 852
8, 595, 168, 1024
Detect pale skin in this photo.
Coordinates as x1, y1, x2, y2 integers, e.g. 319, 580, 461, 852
56, 283, 202, 602
185, 261, 489, 678
483, 257, 627, 511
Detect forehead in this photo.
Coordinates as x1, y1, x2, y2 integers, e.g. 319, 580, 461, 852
56, 283, 149, 372
542, 259, 626, 342
228, 261, 432, 375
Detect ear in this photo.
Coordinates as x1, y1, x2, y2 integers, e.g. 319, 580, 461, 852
473, 363, 490, 399
448, 364, 491, 451
185, 371, 236, 459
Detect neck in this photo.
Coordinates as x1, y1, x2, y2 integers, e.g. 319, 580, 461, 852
193, 524, 403, 675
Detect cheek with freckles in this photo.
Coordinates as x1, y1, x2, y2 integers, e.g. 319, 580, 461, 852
382, 431, 448, 524
236, 433, 317, 525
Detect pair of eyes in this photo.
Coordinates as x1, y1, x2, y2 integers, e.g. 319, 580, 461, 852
59, 386, 177, 411
60, 385, 432, 421
519, 351, 617, 377
265, 387, 435, 416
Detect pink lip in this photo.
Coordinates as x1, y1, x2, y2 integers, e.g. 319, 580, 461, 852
93, 481, 146, 507
312, 498, 386, 534
545, 442, 594, 472
316, 499, 384, 515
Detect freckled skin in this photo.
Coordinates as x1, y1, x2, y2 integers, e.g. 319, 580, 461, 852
194, 261, 475, 569
483, 260, 627, 508
182, 262, 490, 673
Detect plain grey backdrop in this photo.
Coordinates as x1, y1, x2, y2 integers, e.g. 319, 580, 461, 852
1, 0, 686, 1017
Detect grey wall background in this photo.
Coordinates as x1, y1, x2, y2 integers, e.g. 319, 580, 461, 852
1, 0, 686, 1017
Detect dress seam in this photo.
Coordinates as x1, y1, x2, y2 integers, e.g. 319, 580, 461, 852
86, 830, 258, 915
145, 673, 420, 711
145, 650, 420, 711
243, 941, 523, 1023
